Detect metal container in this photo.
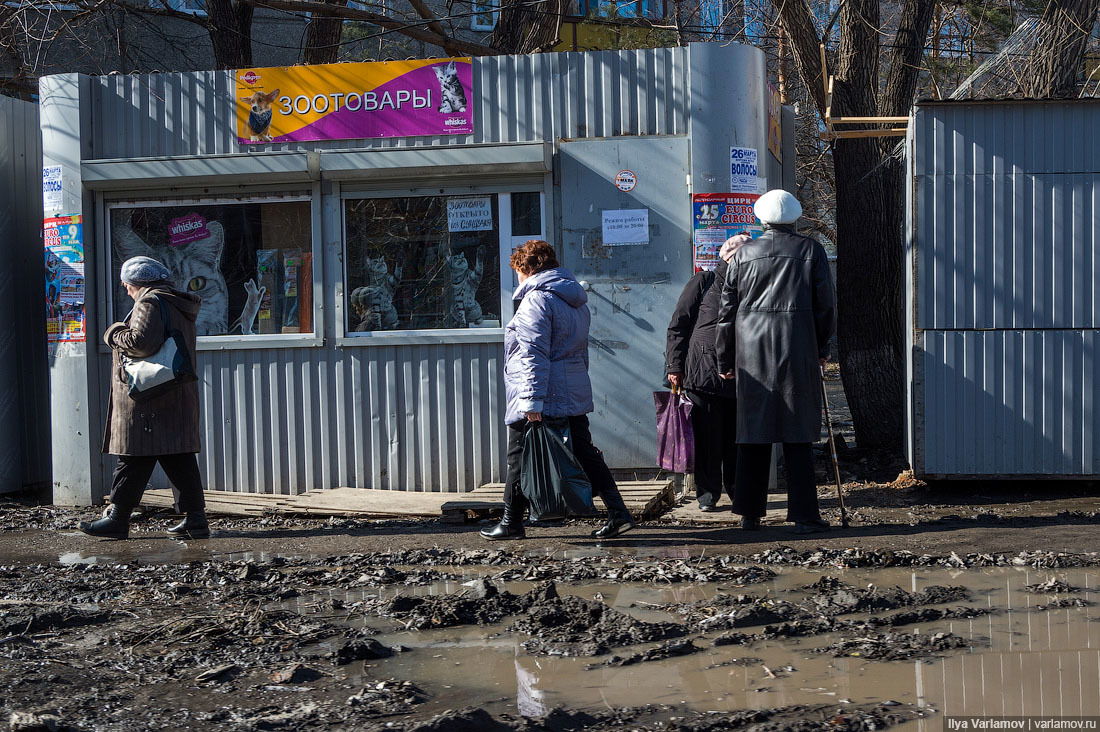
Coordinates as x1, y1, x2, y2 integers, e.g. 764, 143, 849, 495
906, 100, 1100, 478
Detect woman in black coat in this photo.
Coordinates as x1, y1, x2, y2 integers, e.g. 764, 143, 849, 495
665, 236, 746, 511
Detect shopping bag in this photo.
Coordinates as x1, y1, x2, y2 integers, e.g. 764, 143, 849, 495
654, 386, 694, 473
520, 419, 596, 521
121, 296, 197, 402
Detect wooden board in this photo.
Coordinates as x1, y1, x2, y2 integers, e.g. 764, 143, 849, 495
439, 480, 675, 523
139, 480, 677, 522
140, 487, 458, 518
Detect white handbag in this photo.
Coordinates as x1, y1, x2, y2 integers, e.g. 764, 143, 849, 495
120, 295, 196, 402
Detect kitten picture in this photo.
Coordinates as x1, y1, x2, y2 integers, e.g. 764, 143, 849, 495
444, 247, 484, 328
433, 62, 467, 114
357, 255, 401, 330
241, 88, 280, 142
114, 214, 229, 335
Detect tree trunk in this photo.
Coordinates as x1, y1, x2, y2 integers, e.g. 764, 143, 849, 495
1024, 0, 1100, 97
489, 0, 565, 54
303, 0, 348, 64
206, 0, 254, 69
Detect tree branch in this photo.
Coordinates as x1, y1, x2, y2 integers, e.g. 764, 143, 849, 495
773, 0, 826, 116
241, 0, 500, 54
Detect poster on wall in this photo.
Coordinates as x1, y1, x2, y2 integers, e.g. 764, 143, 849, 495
109, 201, 313, 337
44, 214, 86, 343
234, 58, 474, 144
43, 166, 64, 214
730, 147, 759, 194
601, 209, 649, 245
692, 193, 762, 272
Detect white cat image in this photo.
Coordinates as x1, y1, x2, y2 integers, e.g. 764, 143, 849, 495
444, 247, 484, 327
433, 61, 467, 114
113, 213, 229, 335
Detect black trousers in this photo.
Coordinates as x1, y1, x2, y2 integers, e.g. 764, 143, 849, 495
504, 415, 627, 516
109, 453, 206, 513
733, 442, 821, 523
685, 390, 736, 507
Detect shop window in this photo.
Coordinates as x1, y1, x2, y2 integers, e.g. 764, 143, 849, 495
510, 191, 542, 238
470, 0, 497, 30
108, 199, 313, 337
344, 195, 502, 333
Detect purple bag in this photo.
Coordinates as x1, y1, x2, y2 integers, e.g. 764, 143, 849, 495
654, 387, 694, 473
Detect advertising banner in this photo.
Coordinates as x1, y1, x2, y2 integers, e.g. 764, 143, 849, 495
44, 214, 86, 343
234, 58, 474, 144
692, 193, 762, 271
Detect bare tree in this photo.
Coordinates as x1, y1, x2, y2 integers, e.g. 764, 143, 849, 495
772, 0, 936, 451
206, 0, 255, 68
304, 0, 351, 64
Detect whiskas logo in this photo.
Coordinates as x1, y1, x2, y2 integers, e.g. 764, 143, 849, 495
241, 71, 260, 85
444, 117, 467, 127
169, 213, 209, 247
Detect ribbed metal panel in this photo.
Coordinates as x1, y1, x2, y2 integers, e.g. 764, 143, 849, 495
0, 96, 49, 493
917, 329, 1098, 477
913, 102, 1100, 330
911, 101, 1100, 477
99, 343, 505, 493
88, 48, 689, 159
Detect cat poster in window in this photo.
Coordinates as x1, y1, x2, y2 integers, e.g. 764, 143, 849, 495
110, 202, 312, 338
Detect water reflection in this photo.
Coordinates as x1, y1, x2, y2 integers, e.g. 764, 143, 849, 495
328, 566, 1100, 721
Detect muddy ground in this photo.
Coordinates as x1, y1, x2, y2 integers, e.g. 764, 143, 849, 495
3, 463, 1100, 732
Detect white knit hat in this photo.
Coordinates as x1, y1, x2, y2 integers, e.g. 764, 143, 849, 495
753, 189, 802, 225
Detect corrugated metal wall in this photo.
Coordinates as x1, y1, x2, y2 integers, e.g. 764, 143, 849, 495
0, 96, 49, 494
909, 100, 1100, 477
73, 47, 693, 495
88, 49, 689, 159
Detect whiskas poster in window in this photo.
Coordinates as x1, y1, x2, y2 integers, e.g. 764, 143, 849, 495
234, 58, 474, 144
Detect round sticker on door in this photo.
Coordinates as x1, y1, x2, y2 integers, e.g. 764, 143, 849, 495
614, 170, 637, 192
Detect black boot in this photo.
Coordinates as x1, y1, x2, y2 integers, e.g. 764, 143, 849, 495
480, 496, 527, 541
167, 511, 210, 539
592, 486, 636, 540
78, 504, 130, 539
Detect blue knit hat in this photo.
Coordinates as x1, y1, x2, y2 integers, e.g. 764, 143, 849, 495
120, 256, 171, 285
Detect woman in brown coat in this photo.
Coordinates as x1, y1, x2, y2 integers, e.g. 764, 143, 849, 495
79, 256, 209, 540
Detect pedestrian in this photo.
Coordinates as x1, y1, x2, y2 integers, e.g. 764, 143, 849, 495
481, 239, 636, 541
664, 235, 748, 511
78, 256, 210, 540
715, 190, 837, 534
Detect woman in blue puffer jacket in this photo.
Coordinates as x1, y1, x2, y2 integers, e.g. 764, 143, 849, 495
481, 240, 636, 541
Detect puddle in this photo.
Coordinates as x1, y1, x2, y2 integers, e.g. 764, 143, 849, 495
8, 552, 1100, 730
282, 566, 1100, 723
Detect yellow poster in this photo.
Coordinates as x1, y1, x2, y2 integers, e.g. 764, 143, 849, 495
767, 82, 783, 163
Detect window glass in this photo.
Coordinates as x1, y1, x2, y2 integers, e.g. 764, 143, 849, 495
344, 195, 501, 332
109, 200, 313, 336
470, 0, 497, 29
510, 191, 542, 237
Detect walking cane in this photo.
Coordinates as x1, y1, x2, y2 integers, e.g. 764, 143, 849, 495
820, 366, 850, 528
